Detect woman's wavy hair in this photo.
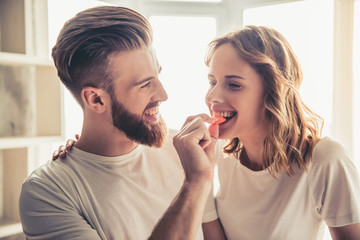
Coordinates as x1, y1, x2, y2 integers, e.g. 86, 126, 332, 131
52, 6, 153, 107
205, 25, 323, 176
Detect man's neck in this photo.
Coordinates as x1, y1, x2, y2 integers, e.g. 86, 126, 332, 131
74, 125, 139, 157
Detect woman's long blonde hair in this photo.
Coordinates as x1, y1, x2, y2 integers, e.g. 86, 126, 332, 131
205, 25, 323, 176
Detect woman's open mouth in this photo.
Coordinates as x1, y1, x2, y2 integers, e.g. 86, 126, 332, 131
213, 111, 237, 123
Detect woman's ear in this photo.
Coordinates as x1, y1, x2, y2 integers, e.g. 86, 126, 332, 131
81, 87, 108, 113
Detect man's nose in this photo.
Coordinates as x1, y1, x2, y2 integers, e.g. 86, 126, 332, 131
154, 79, 168, 102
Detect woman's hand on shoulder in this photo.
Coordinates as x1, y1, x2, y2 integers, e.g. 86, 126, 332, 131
52, 134, 79, 160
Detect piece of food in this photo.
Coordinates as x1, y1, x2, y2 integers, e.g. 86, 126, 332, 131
211, 115, 226, 125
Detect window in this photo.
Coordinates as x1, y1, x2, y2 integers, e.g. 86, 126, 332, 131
150, 16, 216, 129
243, 0, 334, 137
147, 0, 222, 2
354, 0, 360, 170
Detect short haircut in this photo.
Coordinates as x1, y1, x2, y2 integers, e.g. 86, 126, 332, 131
51, 6, 153, 107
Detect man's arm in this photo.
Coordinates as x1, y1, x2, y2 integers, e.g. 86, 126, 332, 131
149, 115, 223, 239
149, 177, 212, 239
20, 175, 102, 239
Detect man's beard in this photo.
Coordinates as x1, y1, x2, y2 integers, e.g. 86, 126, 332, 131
110, 96, 168, 148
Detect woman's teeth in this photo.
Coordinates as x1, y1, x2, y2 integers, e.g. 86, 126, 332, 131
214, 111, 236, 119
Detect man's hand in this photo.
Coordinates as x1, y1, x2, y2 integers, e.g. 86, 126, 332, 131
173, 114, 219, 183
149, 114, 219, 240
52, 134, 79, 160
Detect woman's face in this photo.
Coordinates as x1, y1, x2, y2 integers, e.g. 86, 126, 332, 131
205, 43, 268, 141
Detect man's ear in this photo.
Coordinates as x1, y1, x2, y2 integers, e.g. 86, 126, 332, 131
81, 87, 108, 113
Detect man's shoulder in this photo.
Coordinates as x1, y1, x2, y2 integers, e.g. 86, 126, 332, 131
22, 159, 77, 193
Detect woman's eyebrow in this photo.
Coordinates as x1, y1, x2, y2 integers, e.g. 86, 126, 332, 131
225, 75, 245, 80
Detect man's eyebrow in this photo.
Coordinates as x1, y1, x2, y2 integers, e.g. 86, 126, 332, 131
133, 77, 155, 86
133, 67, 162, 86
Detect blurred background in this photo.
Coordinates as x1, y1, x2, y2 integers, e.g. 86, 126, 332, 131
0, 0, 359, 239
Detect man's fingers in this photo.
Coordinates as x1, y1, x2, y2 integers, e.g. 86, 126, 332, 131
180, 114, 211, 129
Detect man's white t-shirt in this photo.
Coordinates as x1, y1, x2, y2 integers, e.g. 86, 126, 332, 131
20, 129, 204, 240
204, 137, 360, 240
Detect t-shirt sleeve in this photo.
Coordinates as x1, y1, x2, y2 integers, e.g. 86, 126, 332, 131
309, 138, 360, 227
20, 174, 101, 239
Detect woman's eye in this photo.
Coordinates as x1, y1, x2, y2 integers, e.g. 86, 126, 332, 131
141, 81, 151, 88
209, 80, 216, 86
228, 82, 242, 89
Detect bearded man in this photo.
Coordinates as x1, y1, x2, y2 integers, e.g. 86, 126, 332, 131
19, 6, 218, 240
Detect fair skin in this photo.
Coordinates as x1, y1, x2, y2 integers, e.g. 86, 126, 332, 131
206, 43, 268, 171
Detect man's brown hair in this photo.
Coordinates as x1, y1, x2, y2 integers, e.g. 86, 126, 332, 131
52, 6, 153, 107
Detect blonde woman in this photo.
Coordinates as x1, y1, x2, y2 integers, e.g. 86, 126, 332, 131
175, 25, 360, 239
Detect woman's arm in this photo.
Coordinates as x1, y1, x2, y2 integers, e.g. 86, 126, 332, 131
329, 222, 360, 240
202, 219, 227, 240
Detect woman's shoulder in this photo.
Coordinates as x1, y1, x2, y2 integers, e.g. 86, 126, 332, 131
312, 137, 351, 162
309, 136, 354, 173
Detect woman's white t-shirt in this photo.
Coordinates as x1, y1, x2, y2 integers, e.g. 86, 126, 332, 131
204, 137, 360, 240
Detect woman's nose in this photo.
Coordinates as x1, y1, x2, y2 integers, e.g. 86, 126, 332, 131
205, 83, 224, 104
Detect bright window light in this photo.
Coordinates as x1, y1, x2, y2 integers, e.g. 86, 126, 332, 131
243, 0, 333, 138
150, 16, 216, 130
147, 0, 221, 2
353, 0, 360, 170
48, 0, 114, 139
